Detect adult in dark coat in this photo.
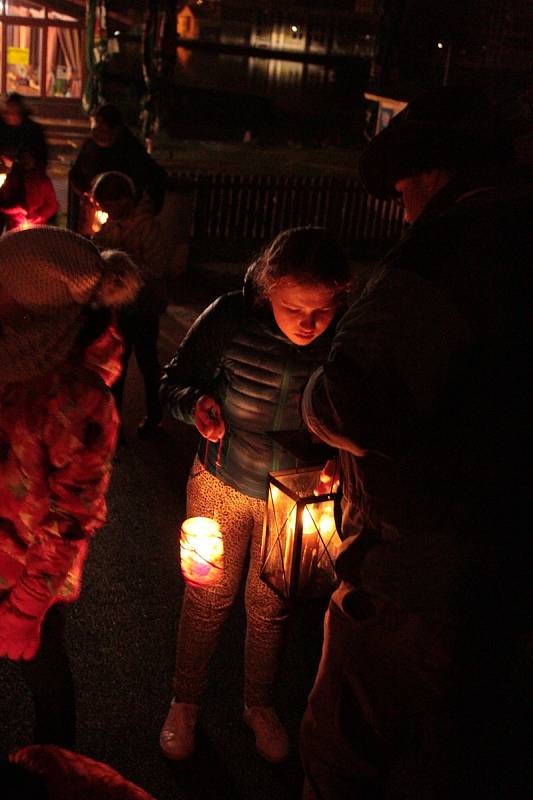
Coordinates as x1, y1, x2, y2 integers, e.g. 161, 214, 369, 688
0, 93, 48, 168
299, 86, 531, 799
69, 103, 166, 233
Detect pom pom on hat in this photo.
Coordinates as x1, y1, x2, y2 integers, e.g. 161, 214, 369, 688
96, 250, 142, 308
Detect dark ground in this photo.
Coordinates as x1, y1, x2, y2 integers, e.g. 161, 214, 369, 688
0, 265, 330, 800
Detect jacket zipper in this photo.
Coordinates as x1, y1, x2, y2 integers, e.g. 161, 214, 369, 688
271, 357, 291, 471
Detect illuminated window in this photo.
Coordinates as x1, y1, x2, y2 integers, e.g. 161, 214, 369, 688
46, 27, 82, 98
6, 23, 42, 95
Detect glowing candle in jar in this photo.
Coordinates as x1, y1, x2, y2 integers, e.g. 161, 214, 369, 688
180, 516, 223, 587
91, 208, 109, 233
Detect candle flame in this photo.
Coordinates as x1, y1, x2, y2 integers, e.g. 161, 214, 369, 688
0, 173, 6, 188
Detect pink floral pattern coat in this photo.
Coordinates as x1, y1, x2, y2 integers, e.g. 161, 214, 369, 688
0, 324, 122, 613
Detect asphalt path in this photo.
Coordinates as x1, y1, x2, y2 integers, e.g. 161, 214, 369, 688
0, 273, 329, 800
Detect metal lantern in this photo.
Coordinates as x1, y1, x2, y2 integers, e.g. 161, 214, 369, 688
180, 516, 224, 587
260, 467, 341, 600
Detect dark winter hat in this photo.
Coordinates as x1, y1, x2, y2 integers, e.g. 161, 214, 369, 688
0, 226, 141, 383
359, 86, 515, 199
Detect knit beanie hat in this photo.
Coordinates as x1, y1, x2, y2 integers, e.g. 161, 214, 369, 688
0, 225, 141, 383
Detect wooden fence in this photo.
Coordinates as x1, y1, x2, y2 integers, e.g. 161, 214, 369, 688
168, 172, 404, 246
68, 171, 404, 259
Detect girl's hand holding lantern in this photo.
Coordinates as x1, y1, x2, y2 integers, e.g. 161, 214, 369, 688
195, 395, 225, 442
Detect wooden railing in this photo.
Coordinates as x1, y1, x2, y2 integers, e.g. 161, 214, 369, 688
168, 172, 404, 245
68, 171, 404, 254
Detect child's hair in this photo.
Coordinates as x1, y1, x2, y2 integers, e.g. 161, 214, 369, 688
250, 226, 352, 304
94, 102, 123, 130
91, 171, 136, 205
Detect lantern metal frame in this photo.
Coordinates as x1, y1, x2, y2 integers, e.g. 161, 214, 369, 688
260, 467, 340, 602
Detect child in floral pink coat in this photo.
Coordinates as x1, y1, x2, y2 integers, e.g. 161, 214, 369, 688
0, 226, 140, 748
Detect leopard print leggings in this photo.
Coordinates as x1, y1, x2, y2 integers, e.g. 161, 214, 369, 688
173, 458, 290, 707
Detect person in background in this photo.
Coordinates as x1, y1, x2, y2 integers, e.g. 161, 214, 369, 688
299, 86, 531, 799
0, 92, 48, 170
91, 170, 167, 439
0, 227, 140, 750
0, 142, 58, 231
159, 227, 353, 764
70, 103, 166, 235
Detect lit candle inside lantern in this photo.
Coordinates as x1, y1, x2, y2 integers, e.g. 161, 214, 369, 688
318, 507, 336, 538
180, 516, 223, 587
0, 173, 7, 188
300, 505, 319, 586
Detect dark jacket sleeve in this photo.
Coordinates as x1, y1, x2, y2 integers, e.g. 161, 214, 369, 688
124, 132, 166, 214
69, 139, 94, 195
160, 292, 242, 424
302, 266, 472, 458
142, 152, 166, 215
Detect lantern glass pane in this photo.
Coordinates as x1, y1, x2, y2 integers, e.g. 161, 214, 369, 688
262, 482, 296, 598
298, 499, 341, 593
261, 468, 342, 600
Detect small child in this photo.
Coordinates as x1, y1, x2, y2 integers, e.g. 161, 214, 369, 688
0, 143, 57, 230
91, 171, 168, 438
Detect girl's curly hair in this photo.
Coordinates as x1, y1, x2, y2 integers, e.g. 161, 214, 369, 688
250, 226, 352, 305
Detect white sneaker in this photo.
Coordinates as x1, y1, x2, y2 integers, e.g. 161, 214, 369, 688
159, 700, 199, 760
243, 706, 290, 762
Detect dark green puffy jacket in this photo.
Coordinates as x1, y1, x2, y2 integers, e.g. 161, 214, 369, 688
161, 285, 337, 499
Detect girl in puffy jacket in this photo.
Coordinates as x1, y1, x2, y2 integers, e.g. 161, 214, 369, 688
159, 226, 352, 763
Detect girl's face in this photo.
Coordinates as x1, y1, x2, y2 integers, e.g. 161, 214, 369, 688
269, 278, 337, 345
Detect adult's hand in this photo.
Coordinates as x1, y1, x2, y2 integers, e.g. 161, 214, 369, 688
315, 458, 340, 495
194, 395, 225, 443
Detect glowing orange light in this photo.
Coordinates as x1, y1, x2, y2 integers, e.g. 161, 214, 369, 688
180, 516, 224, 587
0, 173, 7, 188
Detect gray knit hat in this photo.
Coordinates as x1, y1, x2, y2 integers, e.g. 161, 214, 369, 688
0, 226, 141, 383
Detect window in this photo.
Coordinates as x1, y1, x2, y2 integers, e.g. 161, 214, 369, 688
1, 3, 83, 99
46, 27, 82, 98
6, 24, 42, 95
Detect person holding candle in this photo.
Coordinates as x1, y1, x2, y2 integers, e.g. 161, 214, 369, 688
0, 227, 140, 748
159, 226, 353, 762
0, 142, 58, 231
